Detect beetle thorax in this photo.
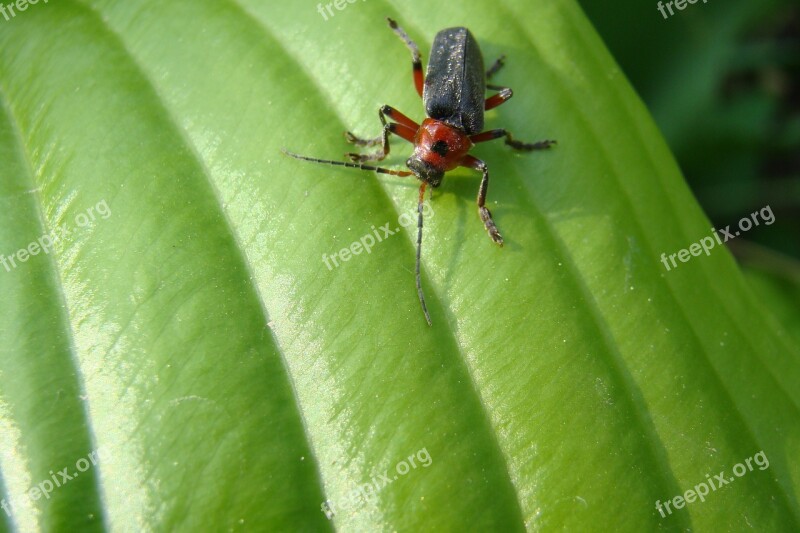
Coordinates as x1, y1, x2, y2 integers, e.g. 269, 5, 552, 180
406, 118, 473, 186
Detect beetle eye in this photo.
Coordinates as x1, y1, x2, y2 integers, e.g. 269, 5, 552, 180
431, 140, 449, 156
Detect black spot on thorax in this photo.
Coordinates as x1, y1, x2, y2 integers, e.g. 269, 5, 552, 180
431, 140, 449, 156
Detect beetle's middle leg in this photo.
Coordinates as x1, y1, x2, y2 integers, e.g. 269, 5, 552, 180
470, 129, 556, 152
484, 85, 515, 111
346, 105, 420, 162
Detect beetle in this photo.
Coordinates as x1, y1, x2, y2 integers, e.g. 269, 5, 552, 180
283, 18, 555, 325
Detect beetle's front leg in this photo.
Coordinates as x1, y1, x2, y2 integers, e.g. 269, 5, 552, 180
346, 105, 420, 163
344, 131, 382, 147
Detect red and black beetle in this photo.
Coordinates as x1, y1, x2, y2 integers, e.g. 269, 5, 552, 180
284, 18, 555, 325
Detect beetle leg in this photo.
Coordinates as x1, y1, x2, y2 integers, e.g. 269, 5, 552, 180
347, 106, 419, 162
346, 123, 417, 162
346, 106, 420, 146
380, 104, 420, 130
344, 131, 382, 147
345, 106, 388, 146
485, 55, 506, 80
484, 87, 514, 111
470, 129, 556, 151
388, 18, 425, 98
462, 155, 503, 246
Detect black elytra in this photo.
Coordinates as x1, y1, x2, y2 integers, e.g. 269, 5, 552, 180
424, 27, 486, 135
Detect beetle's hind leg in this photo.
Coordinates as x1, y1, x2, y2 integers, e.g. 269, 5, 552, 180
470, 129, 556, 152
387, 18, 425, 98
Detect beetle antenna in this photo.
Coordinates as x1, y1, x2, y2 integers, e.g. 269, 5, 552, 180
416, 183, 432, 325
281, 149, 414, 178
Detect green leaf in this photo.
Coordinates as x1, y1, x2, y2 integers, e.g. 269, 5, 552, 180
1, 0, 798, 531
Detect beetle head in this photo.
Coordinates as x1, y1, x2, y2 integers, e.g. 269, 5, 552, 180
406, 155, 445, 187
